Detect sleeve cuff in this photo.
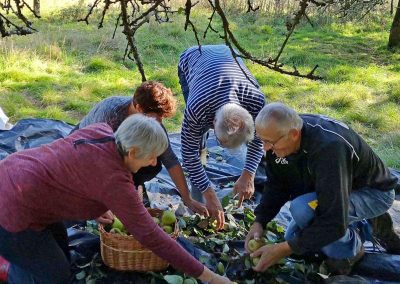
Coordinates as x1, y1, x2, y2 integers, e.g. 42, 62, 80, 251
254, 215, 268, 228
287, 237, 305, 255
244, 165, 257, 175
197, 181, 212, 193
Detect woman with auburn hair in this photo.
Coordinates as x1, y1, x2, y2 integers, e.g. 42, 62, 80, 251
76, 81, 208, 217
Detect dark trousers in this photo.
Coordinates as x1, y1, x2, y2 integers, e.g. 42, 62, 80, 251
0, 223, 71, 284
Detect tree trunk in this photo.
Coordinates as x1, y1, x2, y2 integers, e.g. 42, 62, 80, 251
388, 0, 400, 49
391, 0, 394, 15
33, 0, 40, 16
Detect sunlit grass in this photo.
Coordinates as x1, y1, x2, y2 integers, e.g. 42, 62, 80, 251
0, 3, 399, 167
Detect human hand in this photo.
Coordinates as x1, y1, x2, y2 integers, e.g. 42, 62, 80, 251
198, 266, 232, 284
184, 197, 209, 216
250, 242, 292, 272
137, 185, 144, 202
233, 171, 255, 207
203, 188, 225, 230
209, 273, 232, 284
96, 210, 115, 224
245, 222, 264, 253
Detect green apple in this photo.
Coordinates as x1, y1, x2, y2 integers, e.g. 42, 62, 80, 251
161, 210, 176, 226
252, 256, 261, 266
248, 239, 265, 252
162, 225, 173, 234
183, 278, 197, 284
112, 217, 125, 231
216, 262, 225, 275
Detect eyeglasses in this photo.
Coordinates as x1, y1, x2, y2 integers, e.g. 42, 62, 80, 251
262, 133, 287, 149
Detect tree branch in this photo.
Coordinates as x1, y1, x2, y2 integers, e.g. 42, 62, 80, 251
210, 0, 323, 80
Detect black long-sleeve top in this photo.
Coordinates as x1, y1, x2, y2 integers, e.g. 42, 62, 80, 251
255, 114, 398, 254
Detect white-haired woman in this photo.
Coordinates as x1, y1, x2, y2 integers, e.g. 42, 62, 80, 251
0, 114, 231, 284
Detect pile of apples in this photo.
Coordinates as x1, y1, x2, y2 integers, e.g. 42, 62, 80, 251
109, 210, 177, 235
152, 210, 177, 234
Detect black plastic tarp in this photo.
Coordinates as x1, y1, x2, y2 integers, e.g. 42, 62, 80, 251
1, 118, 400, 283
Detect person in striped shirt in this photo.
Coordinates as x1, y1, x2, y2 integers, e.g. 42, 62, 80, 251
178, 45, 266, 229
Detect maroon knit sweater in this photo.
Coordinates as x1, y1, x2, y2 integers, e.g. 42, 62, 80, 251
0, 123, 203, 277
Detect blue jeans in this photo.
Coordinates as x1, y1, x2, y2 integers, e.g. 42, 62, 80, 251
284, 188, 395, 259
0, 224, 71, 283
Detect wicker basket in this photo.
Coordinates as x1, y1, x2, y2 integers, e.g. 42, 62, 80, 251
99, 208, 179, 271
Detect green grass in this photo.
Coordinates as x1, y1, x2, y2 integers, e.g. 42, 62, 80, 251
0, 3, 399, 168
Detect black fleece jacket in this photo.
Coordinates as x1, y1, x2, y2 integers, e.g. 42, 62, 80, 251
254, 114, 398, 254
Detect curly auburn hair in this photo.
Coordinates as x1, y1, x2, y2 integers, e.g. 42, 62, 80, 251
133, 81, 177, 118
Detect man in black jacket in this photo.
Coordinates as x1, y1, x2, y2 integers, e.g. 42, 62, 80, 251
245, 102, 399, 275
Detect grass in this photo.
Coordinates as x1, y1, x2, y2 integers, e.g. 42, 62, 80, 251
0, 2, 399, 168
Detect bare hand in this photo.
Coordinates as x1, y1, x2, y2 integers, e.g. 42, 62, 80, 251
137, 185, 144, 202
184, 198, 209, 216
245, 222, 264, 253
251, 242, 292, 272
203, 188, 225, 230
198, 266, 232, 284
210, 274, 232, 284
96, 210, 115, 224
233, 171, 255, 207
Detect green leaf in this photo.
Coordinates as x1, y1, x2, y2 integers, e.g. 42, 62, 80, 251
75, 271, 86, 280
177, 7, 185, 14
222, 243, 230, 253
244, 257, 252, 269
164, 275, 184, 284
178, 218, 187, 229
294, 263, 306, 274
221, 194, 231, 208
276, 225, 285, 233
86, 279, 97, 284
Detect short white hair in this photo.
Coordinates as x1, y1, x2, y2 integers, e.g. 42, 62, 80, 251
115, 113, 168, 159
255, 102, 303, 134
214, 103, 255, 148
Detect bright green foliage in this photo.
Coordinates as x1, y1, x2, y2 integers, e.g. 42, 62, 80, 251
0, 4, 399, 167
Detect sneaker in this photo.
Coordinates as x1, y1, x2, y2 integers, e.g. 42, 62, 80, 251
0, 255, 9, 282
370, 212, 400, 254
325, 246, 365, 275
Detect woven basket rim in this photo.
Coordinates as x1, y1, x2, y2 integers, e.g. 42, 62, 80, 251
98, 208, 180, 271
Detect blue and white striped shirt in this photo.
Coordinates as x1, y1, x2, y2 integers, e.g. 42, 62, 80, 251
179, 45, 266, 192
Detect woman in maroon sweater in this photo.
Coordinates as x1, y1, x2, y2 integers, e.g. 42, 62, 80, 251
0, 114, 230, 283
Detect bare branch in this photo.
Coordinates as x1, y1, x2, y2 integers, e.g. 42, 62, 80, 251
120, 0, 146, 81
0, 0, 38, 37
246, 0, 259, 13
183, 0, 201, 47
79, 0, 101, 25
203, 7, 217, 38
112, 12, 121, 39
274, 0, 309, 65
210, 0, 322, 80
98, 0, 113, 29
